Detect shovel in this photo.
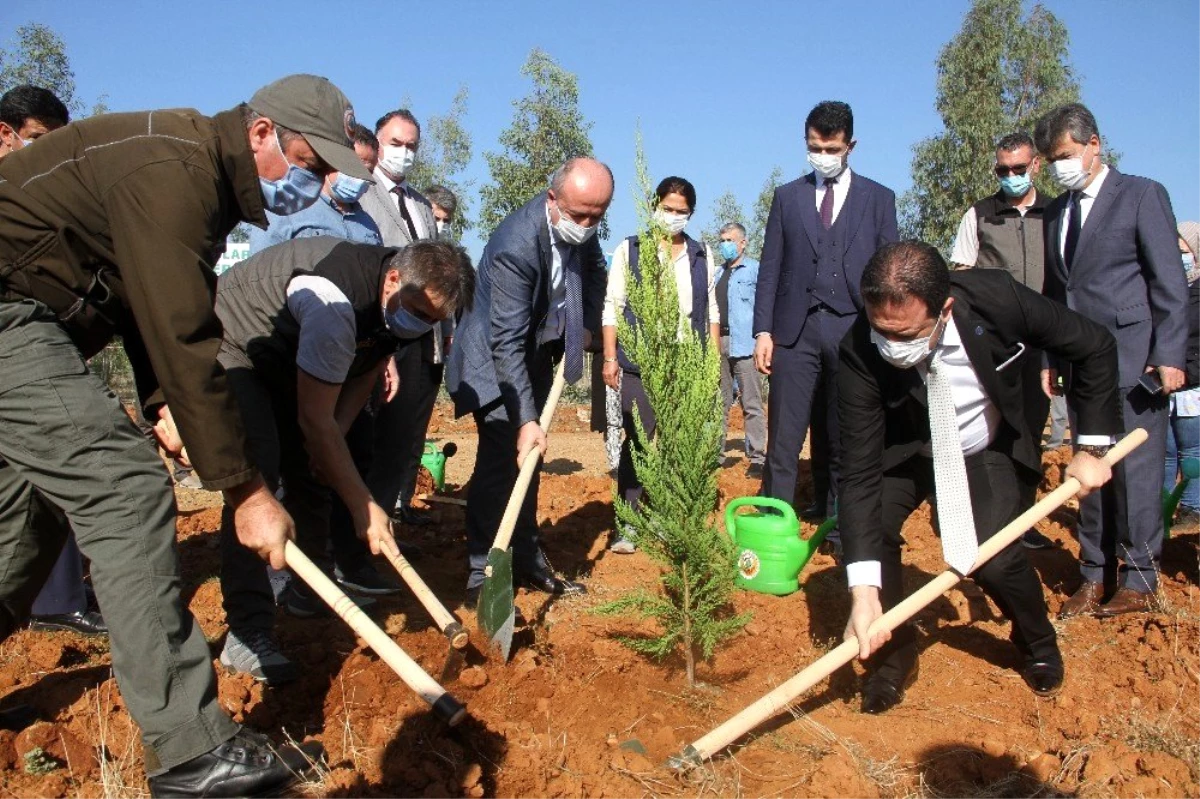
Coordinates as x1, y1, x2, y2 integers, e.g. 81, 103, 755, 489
379, 547, 470, 683
668, 428, 1147, 768
478, 361, 568, 661
285, 542, 467, 726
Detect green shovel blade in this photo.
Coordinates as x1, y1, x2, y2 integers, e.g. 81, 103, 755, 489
478, 546, 515, 661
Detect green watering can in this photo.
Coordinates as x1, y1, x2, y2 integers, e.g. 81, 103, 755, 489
725, 497, 832, 596
420, 441, 457, 492
1163, 455, 1200, 539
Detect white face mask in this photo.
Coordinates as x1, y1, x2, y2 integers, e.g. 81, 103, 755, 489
435, 219, 447, 235
808, 151, 845, 181
1047, 144, 1095, 191
379, 144, 416, 178
869, 313, 946, 370
552, 203, 597, 245
654, 208, 690, 236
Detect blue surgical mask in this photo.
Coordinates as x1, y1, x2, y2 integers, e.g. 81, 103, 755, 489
719, 240, 740, 262
328, 172, 370, 204
385, 300, 435, 340
258, 132, 323, 215
998, 173, 1032, 198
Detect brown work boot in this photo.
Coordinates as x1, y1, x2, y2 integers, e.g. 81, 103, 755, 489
1058, 581, 1105, 619
1094, 586, 1156, 618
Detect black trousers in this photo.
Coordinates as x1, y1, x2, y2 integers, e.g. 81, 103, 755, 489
868, 448, 1058, 684
463, 348, 557, 589
616, 371, 654, 511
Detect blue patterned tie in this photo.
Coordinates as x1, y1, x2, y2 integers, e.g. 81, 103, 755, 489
563, 248, 584, 384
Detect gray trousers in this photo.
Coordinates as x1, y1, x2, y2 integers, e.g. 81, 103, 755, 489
719, 337, 766, 466
0, 300, 236, 773
1075, 384, 1168, 591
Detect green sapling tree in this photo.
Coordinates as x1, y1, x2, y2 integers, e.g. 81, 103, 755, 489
596, 137, 749, 687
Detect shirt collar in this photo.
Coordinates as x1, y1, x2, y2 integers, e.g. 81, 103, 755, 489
936, 314, 962, 352
545, 201, 567, 246
811, 165, 854, 186
1081, 164, 1109, 200
373, 166, 403, 195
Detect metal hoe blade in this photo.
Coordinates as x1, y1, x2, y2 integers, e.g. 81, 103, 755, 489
478, 546, 515, 661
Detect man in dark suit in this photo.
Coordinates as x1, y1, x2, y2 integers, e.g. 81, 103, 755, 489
447, 157, 613, 602
1035, 103, 1187, 617
754, 101, 898, 540
840, 241, 1121, 714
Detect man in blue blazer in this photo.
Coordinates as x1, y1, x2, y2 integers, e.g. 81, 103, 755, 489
447, 157, 613, 602
753, 101, 898, 547
1036, 104, 1187, 617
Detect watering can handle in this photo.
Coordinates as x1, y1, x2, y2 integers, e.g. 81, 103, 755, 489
724, 497, 798, 543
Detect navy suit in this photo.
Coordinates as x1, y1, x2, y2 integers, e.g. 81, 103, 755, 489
447, 193, 606, 586
754, 170, 897, 520
1042, 167, 1185, 591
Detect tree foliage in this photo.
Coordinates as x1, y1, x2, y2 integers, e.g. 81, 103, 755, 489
699, 166, 781, 262
407, 86, 474, 240
595, 135, 749, 687
899, 0, 1080, 251
479, 49, 597, 238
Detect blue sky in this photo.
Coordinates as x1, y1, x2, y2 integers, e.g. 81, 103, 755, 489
4, 1, 1198, 259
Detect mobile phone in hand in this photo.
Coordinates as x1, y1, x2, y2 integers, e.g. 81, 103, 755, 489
1138, 371, 1164, 395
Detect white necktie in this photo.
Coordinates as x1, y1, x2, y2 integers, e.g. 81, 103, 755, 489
927, 352, 979, 574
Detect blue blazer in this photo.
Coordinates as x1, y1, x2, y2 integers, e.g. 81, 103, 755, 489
446, 192, 607, 424
1042, 168, 1186, 387
753, 171, 897, 347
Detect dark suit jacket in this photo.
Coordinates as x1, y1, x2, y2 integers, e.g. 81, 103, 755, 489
446, 192, 606, 424
754, 170, 898, 346
1042, 167, 1185, 387
838, 270, 1122, 566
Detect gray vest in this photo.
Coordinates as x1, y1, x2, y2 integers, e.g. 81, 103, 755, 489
971, 191, 1051, 291
809, 198, 856, 314
216, 237, 399, 380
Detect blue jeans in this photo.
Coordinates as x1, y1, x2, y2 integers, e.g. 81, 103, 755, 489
1165, 412, 1200, 511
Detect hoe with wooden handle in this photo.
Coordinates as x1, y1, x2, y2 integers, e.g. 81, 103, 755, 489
669, 428, 1147, 768
285, 542, 467, 726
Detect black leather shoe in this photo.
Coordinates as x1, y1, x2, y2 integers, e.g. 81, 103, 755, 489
1021, 660, 1064, 696
463, 585, 481, 609
798, 503, 826, 522
394, 506, 434, 527
861, 660, 919, 714
0, 704, 37, 732
29, 610, 108, 637
148, 730, 321, 798
515, 570, 587, 597
746, 463, 764, 479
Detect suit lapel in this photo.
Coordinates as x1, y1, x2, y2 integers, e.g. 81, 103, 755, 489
840, 173, 868, 249
952, 300, 1004, 406
1074, 168, 1121, 267
537, 197, 554, 304
371, 171, 413, 245
798, 174, 822, 248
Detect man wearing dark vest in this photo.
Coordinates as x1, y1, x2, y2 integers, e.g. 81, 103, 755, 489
949, 131, 1058, 549
754, 101, 898, 553
214, 238, 474, 684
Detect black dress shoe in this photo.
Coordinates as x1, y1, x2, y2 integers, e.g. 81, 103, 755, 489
0, 704, 37, 732
394, 506, 434, 527
463, 585, 481, 609
515, 570, 587, 597
861, 660, 919, 714
1021, 660, 1064, 696
798, 503, 826, 522
29, 610, 108, 637
148, 729, 322, 798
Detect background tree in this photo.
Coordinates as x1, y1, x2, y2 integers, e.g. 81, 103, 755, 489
700, 189, 747, 255
899, 0, 1080, 251
479, 49, 598, 238
596, 136, 749, 687
406, 86, 474, 240
0, 22, 106, 116
748, 166, 782, 260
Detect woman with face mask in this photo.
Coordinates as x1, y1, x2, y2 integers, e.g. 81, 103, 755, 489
599, 176, 721, 553
1165, 221, 1200, 526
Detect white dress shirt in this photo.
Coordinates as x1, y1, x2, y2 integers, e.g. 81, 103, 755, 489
813, 166, 853, 226
541, 203, 569, 344
1058, 164, 1110, 257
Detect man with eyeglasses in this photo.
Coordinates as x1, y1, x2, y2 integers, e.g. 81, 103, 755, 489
949, 132, 1060, 548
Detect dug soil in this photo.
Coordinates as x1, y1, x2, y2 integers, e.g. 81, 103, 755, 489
1, 404, 1197, 797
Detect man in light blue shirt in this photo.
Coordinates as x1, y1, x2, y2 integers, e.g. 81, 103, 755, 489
717, 222, 765, 477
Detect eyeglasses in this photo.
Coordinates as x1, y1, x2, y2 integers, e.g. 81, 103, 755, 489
994, 163, 1031, 177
